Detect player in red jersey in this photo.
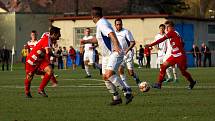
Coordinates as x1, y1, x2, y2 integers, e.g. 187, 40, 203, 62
145, 21, 196, 89
25, 26, 61, 98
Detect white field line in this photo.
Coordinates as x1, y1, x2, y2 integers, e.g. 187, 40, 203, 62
2, 78, 215, 89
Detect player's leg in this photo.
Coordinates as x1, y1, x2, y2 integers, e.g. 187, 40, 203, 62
118, 64, 130, 89
172, 65, 178, 83
105, 52, 133, 104
24, 64, 35, 98
152, 56, 174, 89
102, 57, 121, 105
38, 60, 54, 97
84, 52, 91, 77
177, 56, 196, 89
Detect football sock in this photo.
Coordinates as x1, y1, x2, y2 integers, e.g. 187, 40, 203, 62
39, 73, 51, 91
84, 65, 91, 76
24, 78, 31, 94
172, 67, 178, 80
132, 73, 141, 85
180, 69, 194, 83
159, 64, 168, 84
108, 74, 131, 94
104, 81, 120, 100
120, 74, 130, 88
50, 75, 58, 84
166, 67, 172, 79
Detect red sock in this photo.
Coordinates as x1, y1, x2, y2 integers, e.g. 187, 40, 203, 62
181, 70, 194, 83
50, 75, 58, 84
24, 77, 31, 94
38, 73, 51, 91
158, 64, 168, 84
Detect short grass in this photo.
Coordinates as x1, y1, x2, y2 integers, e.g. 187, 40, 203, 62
0, 64, 215, 121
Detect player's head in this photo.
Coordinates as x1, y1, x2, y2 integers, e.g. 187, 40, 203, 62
159, 24, 165, 34
91, 7, 103, 23
49, 26, 61, 44
31, 30, 37, 41
84, 28, 91, 36
115, 18, 123, 31
164, 20, 174, 32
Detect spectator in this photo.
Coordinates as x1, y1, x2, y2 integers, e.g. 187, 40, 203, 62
144, 46, 152, 68
201, 43, 211, 67
56, 46, 63, 69
79, 46, 85, 69
138, 45, 144, 68
1, 46, 10, 71
62, 46, 68, 69
21, 45, 28, 64
69, 46, 76, 70
191, 44, 201, 67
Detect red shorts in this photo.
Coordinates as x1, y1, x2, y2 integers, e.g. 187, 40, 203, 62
166, 55, 187, 70
70, 56, 76, 61
25, 59, 50, 74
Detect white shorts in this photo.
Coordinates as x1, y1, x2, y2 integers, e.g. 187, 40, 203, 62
157, 56, 164, 65
121, 51, 134, 70
102, 52, 123, 74
84, 50, 95, 64
163, 53, 171, 62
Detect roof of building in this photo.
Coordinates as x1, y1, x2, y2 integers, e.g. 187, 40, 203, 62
0, 1, 8, 12
49, 14, 215, 22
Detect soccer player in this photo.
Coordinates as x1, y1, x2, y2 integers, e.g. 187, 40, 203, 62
154, 24, 178, 83
145, 20, 196, 89
27, 30, 38, 53
114, 18, 142, 90
81, 7, 133, 105
24, 26, 61, 98
80, 28, 97, 78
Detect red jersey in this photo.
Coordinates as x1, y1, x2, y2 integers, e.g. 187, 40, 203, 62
150, 30, 184, 57
69, 48, 76, 57
144, 47, 152, 56
26, 32, 51, 66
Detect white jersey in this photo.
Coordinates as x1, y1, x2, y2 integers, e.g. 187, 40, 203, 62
115, 28, 134, 52
96, 18, 122, 57
83, 35, 94, 51
27, 40, 38, 51
154, 33, 167, 58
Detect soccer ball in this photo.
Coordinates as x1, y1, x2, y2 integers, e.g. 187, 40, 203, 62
139, 81, 150, 92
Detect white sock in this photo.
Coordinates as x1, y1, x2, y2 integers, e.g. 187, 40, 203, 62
84, 65, 90, 76
172, 67, 177, 80
166, 67, 172, 79
104, 81, 120, 100
108, 74, 131, 94
119, 74, 130, 88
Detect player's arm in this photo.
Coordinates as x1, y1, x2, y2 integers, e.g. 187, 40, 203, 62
108, 32, 121, 53
80, 37, 98, 44
145, 33, 171, 48
125, 31, 135, 54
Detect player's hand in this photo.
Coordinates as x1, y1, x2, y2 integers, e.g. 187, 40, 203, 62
113, 46, 122, 54
80, 39, 85, 44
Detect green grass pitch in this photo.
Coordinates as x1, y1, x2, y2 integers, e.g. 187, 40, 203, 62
0, 64, 215, 121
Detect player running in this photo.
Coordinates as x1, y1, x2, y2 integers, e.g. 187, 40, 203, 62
24, 26, 61, 98
81, 7, 133, 105
145, 21, 196, 89
114, 18, 142, 90
154, 24, 178, 83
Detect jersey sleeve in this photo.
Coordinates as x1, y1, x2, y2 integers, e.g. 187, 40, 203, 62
126, 30, 135, 42
99, 24, 114, 37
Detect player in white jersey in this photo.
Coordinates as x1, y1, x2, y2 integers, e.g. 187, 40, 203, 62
154, 24, 178, 83
114, 18, 142, 90
27, 30, 38, 53
80, 28, 96, 78
81, 7, 133, 105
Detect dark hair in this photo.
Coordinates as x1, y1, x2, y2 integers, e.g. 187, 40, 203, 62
50, 26, 60, 35
31, 30, 37, 33
159, 24, 165, 28
115, 18, 122, 24
91, 7, 103, 18
85, 28, 90, 30
165, 20, 174, 27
